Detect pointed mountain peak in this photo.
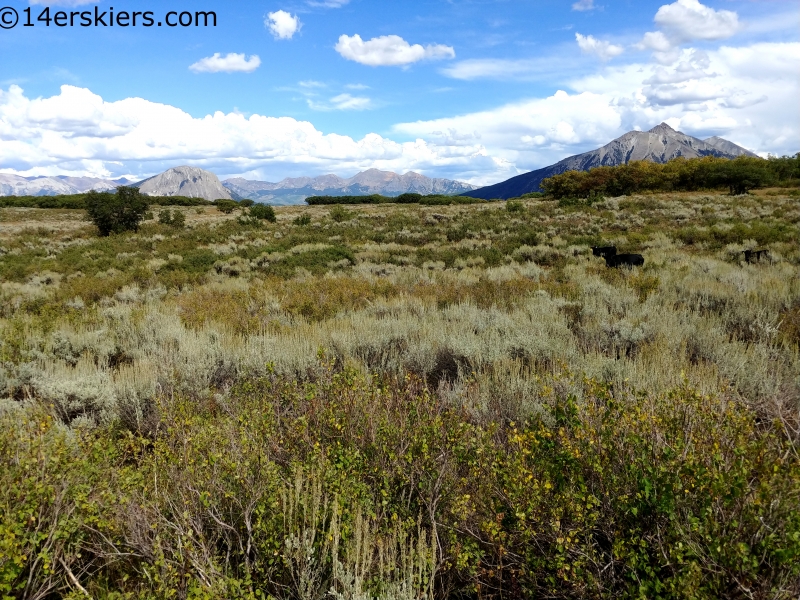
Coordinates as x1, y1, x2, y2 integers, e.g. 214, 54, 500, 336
648, 122, 677, 134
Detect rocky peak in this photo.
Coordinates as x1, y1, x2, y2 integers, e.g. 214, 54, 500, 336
648, 122, 679, 135
137, 166, 232, 201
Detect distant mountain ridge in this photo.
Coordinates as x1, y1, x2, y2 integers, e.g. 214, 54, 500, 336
0, 167, 476, 205
223, 168, 477, 204
0, 174, 128, 196
463, 123, 759, 200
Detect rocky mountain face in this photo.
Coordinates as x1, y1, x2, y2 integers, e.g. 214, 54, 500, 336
463, 123, 759, 200
136, 166, 232, 201
0, 174, 126, 196
223, 168, 477, 204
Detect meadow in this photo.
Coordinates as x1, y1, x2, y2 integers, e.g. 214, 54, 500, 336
1, 188, 799, 599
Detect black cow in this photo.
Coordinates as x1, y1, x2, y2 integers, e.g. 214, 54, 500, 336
591, 246, 617, 258
605, 253, 645, 268
742, 249, 769, 263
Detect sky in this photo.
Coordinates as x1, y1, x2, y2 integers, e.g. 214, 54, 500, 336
0, 0, 798, 185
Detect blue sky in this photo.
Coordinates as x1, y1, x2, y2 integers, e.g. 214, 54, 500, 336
0, 0, 798, 184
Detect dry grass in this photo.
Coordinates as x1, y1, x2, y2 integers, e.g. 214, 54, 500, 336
2, 191, 799, 430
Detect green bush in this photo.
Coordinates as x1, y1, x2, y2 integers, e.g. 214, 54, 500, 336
329, 205, 352, 223
239, 199, 255, 208
215, 199, 239, 214
506, 200, 525, 213
249, 204, 276, 222
157, 208, 173, 225
85, 187, 149, 236
294, 213, 312, 226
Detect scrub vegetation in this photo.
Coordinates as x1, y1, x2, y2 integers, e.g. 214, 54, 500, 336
1, 186, 799, 599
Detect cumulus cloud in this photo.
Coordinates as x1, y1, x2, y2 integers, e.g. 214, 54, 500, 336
654, 0, 739, 42
189, 53, 261, 74
0, 84, 493, 183
266, 10, 300, 40
335, 34, 455, 67
572, 0, 596, 11
399, 41, 799, 172
575, 33, 624, 61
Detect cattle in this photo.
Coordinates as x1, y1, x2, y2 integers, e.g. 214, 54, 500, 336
742, 249, 769, 264
604, 253, 645, 268
591, 246, 617, 258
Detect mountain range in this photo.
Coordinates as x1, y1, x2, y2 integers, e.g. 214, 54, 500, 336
462, 123, 758, 200
0, 124, 758, 203
0, 174, 130, 197
222, 169, 477, 204
0, 167, 476, 203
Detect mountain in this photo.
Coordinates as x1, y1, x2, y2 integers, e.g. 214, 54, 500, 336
0, 174, 122, 196
462, 123, 759, 200
136, 166, 232, 201
223, 168, 477, 204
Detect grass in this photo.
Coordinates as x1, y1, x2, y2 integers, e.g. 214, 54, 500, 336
0, 190, 799, 598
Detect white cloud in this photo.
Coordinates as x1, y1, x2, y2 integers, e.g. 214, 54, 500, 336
266, 10, 300, 40
308, 93, 373, 111
0, 84, 493, 183
637, 31, 673, 52
654, 0, 739, 42
398, 41, 800, 175
335, 34, 455, 67
440, 55, 580, 81
575, 33, 624, 61
189, 53, 261, 74
572, 0, 596, 11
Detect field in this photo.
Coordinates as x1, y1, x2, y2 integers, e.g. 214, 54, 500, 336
1, 190, 799, 598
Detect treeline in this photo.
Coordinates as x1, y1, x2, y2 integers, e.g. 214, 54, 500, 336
540, 154, 800, 199
306, 193, 486, 206
0, 192, 212, 209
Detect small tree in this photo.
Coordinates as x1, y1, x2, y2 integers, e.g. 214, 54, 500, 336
239, 199, 255, 208
249, 204, 276, 222
86, 187, 149, 236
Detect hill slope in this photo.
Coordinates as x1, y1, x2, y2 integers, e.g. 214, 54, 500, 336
463, 123, 759, 200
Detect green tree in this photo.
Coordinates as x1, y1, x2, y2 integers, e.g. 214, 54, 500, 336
85, 187, 149, 236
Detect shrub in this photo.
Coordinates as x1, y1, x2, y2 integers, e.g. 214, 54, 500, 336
294, 213, 312, 226
171, 210, 186, 228
157, 208, 173, 225
239, 199, 255, 208
85, 186, 149, 236
329, 205, 352, 223
215, 199, 239, 214
506, 200, 525, 213
250, 204, 276, 222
